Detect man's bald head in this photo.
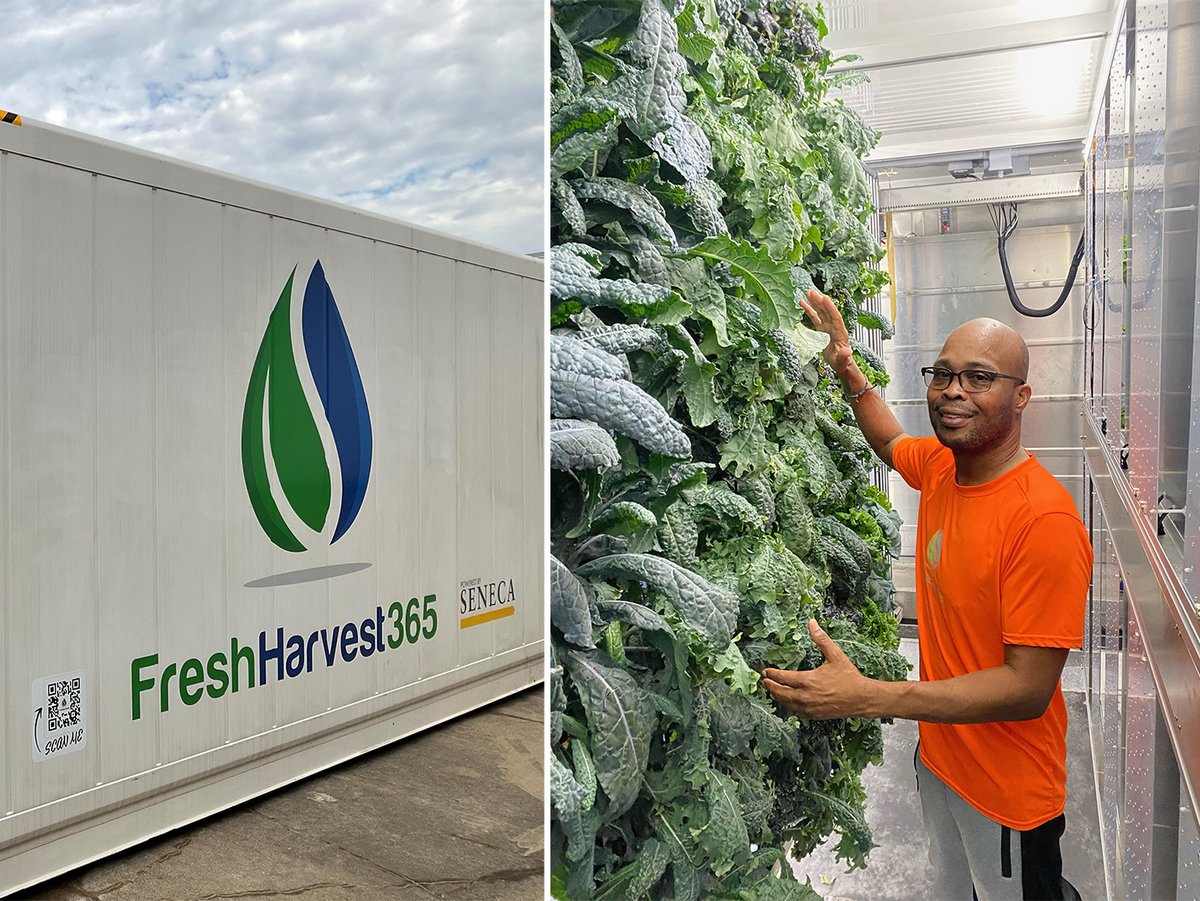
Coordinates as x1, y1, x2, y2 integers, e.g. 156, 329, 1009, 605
940, 318, 1029, 383
927, 318, 1032, 457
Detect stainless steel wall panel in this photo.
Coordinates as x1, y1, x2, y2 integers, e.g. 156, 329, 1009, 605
1085, 140, 1101, 413
1151, 702, 1183, 901
1095, 104, 1108, 426
1180, 788, 1200, 898
1102, 23, 1130, 454
1127, 0, 1169, 516
1030, 447, 1086, 481
1166, 0, 1200, 595
1122, 608, 1158, 900
1083, 480, 1097, 665
1098, 560, 1127, 899
1188, 209, 1200, 606
901, 199, 1086, 236
1085, 407, 1200, 896
1089, 95, 1108, 423
1086, 527, 1099, 757
1087, 521, 1112, 718
1081, 6, 1200, 893
894, 224, 1085, 300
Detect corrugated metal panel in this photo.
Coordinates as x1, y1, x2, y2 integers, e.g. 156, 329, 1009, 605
840, 42, 1103, 132
0, 121, 543, 893
822, 0, 1120, 159
880, 172, 1083, 210
5, 154, 100, 811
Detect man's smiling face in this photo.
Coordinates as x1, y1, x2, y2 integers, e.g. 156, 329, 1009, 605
926, 320, 1031, 454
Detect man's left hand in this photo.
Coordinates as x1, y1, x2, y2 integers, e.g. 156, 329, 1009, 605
762, 619, 873, 719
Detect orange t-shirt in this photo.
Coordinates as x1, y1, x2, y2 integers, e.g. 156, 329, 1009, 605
891, 435, 1091, 830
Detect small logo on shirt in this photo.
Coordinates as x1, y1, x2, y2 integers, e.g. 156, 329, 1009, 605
924, 530, 945, 604
926, 530, 943, 569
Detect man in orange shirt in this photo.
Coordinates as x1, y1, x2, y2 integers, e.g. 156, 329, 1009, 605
763, 290, 1091, 901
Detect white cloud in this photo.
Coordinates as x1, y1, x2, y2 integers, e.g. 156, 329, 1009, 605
0, 0, 546, 255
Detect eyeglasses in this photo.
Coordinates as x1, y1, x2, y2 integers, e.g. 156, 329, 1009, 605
921, 367, 1024, 393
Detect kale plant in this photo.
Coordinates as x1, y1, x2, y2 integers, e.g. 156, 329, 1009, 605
550, 2, 907, 897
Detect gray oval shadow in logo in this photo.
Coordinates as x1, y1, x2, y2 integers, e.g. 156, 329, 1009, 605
245, 562, 372, 589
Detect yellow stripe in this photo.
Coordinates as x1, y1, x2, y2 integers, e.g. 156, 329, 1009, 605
1, 111, 21, 126
885, 210, 897, 323
460, 606, 516, 629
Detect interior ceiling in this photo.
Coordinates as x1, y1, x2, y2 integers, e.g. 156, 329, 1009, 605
822, 0, 1122, 165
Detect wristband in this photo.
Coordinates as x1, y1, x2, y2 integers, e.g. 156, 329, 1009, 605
847, 382, 875, 402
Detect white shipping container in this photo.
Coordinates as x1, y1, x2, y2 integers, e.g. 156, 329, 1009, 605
0, 118, 544, 894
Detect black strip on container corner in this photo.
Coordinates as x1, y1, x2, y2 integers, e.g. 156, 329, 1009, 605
1, 110, 22, 125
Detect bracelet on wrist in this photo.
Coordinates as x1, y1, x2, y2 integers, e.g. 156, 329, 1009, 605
847, 382, 875, 402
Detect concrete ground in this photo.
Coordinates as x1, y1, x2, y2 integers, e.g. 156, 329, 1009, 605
790, 638, 1104, 900
17, 686, 544, 901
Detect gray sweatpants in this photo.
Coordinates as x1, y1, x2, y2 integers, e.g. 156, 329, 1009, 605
916, 753, 1066, 900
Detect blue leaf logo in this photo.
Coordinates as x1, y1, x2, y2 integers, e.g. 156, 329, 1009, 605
242, 261, 372, 551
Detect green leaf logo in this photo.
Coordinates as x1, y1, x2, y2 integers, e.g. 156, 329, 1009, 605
242, 261, 372, 552
926, 530, 943, 569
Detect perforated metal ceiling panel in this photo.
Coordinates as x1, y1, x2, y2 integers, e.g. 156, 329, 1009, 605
822, 0, 1122, 161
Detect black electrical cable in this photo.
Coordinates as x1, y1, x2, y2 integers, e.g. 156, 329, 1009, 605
988, 202, 1085, 318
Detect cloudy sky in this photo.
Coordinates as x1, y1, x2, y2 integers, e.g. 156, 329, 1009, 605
1, 0, 545, 255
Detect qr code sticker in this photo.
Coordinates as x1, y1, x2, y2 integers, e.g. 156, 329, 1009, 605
47, 678, 82, 731
33, 669, 87, 761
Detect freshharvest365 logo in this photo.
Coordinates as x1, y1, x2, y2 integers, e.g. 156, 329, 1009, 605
242, 260, 372, 552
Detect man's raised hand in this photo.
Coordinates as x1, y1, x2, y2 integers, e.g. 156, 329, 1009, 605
798, 288, 853, 374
